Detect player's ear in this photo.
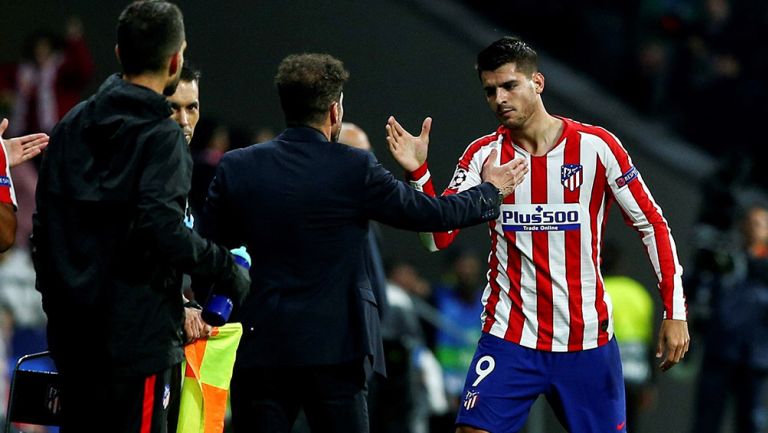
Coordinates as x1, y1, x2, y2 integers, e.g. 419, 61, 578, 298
532, 72, 545, 94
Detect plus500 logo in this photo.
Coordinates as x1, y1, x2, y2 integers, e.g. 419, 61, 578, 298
500, 204, 581, 232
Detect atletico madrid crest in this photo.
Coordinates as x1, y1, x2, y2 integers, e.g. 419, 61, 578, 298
463, 390, 480, 410
561, 164, 583, 192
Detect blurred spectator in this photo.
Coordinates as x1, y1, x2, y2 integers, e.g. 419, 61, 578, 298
0, 17, 93, 135
376, 260, 450, 433
388, 261, 432, 300
189, 118, 230, 216
0, 302, 13, 426
429, 248, 484, 433
687, 204, 768, 433
0, 247, 46, 330
465, 0, 768, 159
602, 241, 657, 432
0, 246, 48, 428
253, 126, 276, 144
0, 18, 93, 249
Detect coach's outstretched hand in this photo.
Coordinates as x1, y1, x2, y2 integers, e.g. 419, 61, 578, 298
657, 319, 690, 372
386, 115, 431, 172
481, 149, 528, 197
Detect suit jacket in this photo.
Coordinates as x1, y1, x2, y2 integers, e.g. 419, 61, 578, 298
197, 126, 499, 374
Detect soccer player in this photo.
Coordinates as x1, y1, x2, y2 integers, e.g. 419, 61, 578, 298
386, 36, 689, 433
0, 117, 49, 251
0, 120, 18, 252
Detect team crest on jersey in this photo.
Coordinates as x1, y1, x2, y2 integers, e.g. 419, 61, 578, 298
463, 390, 480, 410
615, 166, 638, 188
449, 167, 468, 189
163, 384, 171, 409
501, 204, 581, 232
560, 164, 583, 192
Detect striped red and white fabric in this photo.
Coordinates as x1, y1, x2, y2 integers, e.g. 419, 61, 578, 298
408, 117, 686, 352
0, 138, 18, 207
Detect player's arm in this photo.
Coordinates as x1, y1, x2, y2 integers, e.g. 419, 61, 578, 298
0, 203, 14, 252
0, 120, 18, 252
406, 160, 483, 251
600, 131, 689, 371
386, 116, 487, 251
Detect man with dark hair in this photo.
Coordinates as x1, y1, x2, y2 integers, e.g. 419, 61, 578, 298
169, 65, 201, 145
387, 36, 689, 433
32, 2, 249, 432
198, 52, 527, 433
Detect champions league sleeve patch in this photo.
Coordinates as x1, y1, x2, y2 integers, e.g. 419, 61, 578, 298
615, 166, 638, 188
0, 176, 11, 187
448, 167, 468, 190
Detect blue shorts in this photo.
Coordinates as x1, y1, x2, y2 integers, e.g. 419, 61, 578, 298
456, 333, 626, 433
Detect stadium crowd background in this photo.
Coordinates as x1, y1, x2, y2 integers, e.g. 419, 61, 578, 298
0, 1, 766, 432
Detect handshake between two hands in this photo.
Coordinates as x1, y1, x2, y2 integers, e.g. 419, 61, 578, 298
385, 116, 527, 198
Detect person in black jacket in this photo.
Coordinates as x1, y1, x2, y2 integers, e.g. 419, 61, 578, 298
198, 53, 527, 433
31, 2, 249, 432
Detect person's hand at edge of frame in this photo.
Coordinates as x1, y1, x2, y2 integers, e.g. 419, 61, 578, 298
0, 118, 49, 168
656, 319, 690, 372
385, 115, 430, 172
481, 148, 528, 197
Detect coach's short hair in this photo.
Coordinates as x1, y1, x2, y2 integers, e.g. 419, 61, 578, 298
274, 53, 349, 125
117, 0, 185, 75
477, 36, 538, 76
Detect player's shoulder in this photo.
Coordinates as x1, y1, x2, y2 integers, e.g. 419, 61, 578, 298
458, 128, 503, 167
561, 116, 626, 156
563, 117, 620, 145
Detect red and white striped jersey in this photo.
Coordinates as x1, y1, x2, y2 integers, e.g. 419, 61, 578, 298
0, 139, 17, 208
408, 117, 686, 352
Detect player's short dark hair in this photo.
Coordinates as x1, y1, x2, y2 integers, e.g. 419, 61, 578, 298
477, 36, 538, 76
116, 0, 185, 75
180, 65, 200, 84
274, 53, 349, 125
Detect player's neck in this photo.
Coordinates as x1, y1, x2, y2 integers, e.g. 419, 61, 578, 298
510, 111, 563, 157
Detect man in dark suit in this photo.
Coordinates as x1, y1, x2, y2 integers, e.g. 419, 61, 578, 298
197, 53, 527, 433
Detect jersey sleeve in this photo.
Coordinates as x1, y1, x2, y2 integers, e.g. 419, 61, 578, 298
600, 130, 686, 321
0, 138, 17, 209
405, 142, 484, 252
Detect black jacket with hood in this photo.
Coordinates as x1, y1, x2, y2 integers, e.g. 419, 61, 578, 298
32, 74, 247, 377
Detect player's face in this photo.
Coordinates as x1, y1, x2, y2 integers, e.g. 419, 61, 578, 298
168, 79, 200, 144
480, 62, 543, 130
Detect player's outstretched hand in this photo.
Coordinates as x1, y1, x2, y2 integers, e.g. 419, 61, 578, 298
480, 149, 528, 197
656, 319, 690, 372
386, 115, 430, 172
0, 118, 49, 168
